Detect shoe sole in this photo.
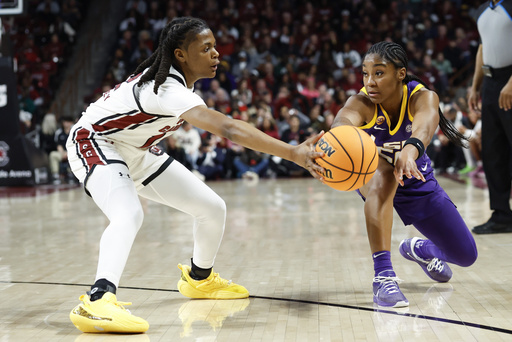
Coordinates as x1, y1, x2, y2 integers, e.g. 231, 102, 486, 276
472, 226, 512, 234
373, 296, 409, 308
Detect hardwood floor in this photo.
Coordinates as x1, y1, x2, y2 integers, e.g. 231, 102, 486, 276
0, 175, 511, 341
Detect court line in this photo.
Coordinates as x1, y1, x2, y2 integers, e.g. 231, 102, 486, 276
3, 280, 511, 335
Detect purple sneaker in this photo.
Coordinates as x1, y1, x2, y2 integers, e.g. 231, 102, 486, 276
399, 237, 452, 282
372, 273, 409, 308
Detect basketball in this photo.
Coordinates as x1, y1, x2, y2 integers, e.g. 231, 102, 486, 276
315, 126, 378, 191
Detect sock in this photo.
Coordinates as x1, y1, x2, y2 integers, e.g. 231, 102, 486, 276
372, 251, 395, 277
190, 258, 212, 280
89, 278, 116, 301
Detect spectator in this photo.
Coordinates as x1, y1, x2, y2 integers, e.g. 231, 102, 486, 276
231, 51, 251, 82
276, 106, 310, 136
314, 41, 339, 82
61, 0, 82, 30
431, 106, 466, 174
253, 78, 273, 105
163, 135, 192, 170
41, 33, 65, 64
299, 76, 320, 105
49, 115, 74, 184
258, 112, 280, 140
341, 70, 362, 97
125, 0, 147, 16
276, 114, 309, 177
432, 52, 453, 79
308, 104, 328, 134
173, 121, 202, 170
19, 109, 33, 134
216, 62, 236, 94
336, 42, 362, 70
36, 0, 60, 15
233, 147, 269, 180
215, 23, 236, 60
196, 135, 226, 181
230, 78, 253, 107
39, 113, 58, 155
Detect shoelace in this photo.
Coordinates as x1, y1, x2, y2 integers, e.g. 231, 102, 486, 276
427, 258, 445, 273
196, 272, 232, 289
106, 296, 133, 314
373, 276, 403, 294
80, 294, 134, 314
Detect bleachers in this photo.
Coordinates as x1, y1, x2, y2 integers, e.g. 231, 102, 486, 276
4, 1, 482, 182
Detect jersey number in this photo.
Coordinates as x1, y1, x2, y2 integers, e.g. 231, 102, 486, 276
377, 140, 405, 165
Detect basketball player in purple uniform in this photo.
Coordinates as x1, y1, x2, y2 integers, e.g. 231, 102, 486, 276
66, 17, 325, 333
332, 41, 477, 308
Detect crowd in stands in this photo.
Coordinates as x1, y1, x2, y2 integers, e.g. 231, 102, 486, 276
2, 0, 86, 183
7, 0, 486, 182
5, 0, 85, 133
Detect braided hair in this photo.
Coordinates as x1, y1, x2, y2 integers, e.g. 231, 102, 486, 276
134, 17, 210, 94
364, 41, 468, 148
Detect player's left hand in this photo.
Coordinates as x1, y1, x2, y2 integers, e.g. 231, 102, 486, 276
394, 145, 426, 186
293, 131, 325, 181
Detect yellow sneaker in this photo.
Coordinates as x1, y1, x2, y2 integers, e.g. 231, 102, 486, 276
69, 292, 149, 333
177, 264, 249, 299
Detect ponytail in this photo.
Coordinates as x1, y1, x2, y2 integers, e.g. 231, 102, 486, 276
404, 74, 468, 148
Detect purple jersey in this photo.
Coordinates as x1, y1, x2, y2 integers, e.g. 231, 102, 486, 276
357, 80, 445, 225
359, 80, 432, 176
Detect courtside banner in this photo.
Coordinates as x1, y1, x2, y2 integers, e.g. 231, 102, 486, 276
0, 136, 35, 185
0, 56, 47, 185
0, 56, 19, 136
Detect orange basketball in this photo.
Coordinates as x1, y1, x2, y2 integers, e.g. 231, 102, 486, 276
315, 125, 378, 191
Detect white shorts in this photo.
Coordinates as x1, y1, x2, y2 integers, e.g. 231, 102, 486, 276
66, 121, 171, 192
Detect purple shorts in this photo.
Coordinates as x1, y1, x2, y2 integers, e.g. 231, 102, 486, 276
357, 169, 452, 226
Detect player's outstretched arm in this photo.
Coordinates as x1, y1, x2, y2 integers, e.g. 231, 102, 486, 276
181, 106, 325, 180
394, 89, 437, 185
331, 94, 371, 129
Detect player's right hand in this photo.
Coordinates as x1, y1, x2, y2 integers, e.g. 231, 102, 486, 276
394, 145, 425, 186
293, 131, 325, 181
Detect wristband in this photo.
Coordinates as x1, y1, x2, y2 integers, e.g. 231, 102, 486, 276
404, 137, 425, 160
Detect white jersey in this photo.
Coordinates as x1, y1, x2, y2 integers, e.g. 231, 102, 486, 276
67, 66, 207, 189
79, 66, 206, 149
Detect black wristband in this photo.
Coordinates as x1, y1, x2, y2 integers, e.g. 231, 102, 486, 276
404, 137, 425, 160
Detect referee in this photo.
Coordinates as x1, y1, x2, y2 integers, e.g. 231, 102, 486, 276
469, 0, 512, 234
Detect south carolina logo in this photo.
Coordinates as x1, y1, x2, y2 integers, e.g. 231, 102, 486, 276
0, 141, 10, 167
149, 145, 164, 156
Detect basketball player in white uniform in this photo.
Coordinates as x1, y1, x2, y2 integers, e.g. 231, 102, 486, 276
67, 17, 325, 334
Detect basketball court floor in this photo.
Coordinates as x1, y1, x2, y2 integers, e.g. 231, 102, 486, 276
0, 175, 511, 341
